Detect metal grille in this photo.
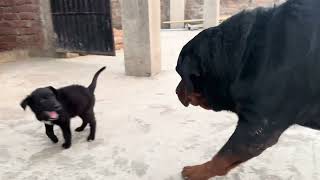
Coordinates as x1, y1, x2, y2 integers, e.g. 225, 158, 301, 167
50, 0, 115, 56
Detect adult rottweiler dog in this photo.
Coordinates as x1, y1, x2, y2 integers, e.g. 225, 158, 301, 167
20, 67, 106, 149
176, 0, 320, 179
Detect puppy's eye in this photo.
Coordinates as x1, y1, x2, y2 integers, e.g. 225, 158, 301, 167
43, 96, 50, 100
40, 97, 48, 103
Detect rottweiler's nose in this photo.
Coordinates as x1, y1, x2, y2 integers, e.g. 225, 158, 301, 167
176, 81, 190, 107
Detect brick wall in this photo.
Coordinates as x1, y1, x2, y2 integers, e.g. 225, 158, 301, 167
0, 0, 285, 52
0, 0, 43, 52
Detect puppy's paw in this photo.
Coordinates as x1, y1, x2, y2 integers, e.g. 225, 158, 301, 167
50, 136, 59, 143
87, 135, 95, 142
62, 142, 71, 149
75, 127, 85, 132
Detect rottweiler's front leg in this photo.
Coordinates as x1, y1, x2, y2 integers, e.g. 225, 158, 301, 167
60, 121, 72, 149
45, 124, 58, 143
182, 118, 289, 180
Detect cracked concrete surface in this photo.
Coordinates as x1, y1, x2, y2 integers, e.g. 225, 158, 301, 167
1, 30, 320, 180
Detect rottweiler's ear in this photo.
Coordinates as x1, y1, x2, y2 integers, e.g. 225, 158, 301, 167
178, 56, 201, 93
183, 56, 200, 76
48, 86, 57, 96
20, 96, 30, 110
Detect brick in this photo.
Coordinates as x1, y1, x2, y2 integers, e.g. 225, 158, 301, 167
14, 20, 32, 28
0, 46, 11, 51
17, 27, 41, 35
0, 1, 15, 7
19, 12, 39, 20
0, 21, 32, 28
14, 0, 39, 6
17, 34, 42, 47
0, 27, 18, 35
30, 20, 41, 27
15, 4, 39, 13
0, 21, 14, 27
17, 35, 35, 43
2, 7, 14, 13
0, 42, 17, 50
3, 13, 19, 20
17, 28, 34, 35
0, 35, 17, 42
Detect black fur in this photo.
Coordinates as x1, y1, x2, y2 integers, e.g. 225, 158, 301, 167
20, 67, 106, 149
176, 0, 320, 178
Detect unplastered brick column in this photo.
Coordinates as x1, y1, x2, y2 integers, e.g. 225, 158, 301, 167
0, 0, 44, 52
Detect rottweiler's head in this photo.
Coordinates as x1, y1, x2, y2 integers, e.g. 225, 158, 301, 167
176, 53, 211, 110
20, 87, 62, 123
176, 28, 236, 112
176, 32, 211, 110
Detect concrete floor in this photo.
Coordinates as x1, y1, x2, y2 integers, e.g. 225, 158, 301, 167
1, 30, 320, 180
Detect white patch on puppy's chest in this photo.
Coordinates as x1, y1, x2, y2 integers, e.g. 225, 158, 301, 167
43, 121, 53, 125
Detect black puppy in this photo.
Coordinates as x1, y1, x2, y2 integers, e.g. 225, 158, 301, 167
20, 67, 106, 149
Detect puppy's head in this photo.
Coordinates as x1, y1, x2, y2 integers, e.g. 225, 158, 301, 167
20, 86, 62, 122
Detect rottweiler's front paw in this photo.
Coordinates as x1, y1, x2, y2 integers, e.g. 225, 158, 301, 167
182, 163, 214, 180
62, 142, 71, 149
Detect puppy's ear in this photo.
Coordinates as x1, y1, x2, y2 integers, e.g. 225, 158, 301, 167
48, 86, 57, 96
20, 96, 30, 110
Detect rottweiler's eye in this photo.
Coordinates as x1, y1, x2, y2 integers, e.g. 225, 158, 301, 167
190, 75, 202, 91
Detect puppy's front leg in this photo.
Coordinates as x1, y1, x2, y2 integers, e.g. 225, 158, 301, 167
45, 124, 58, 143
60, 121, 72, 149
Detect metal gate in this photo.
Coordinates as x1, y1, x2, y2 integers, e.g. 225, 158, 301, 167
50, 0, 115, 56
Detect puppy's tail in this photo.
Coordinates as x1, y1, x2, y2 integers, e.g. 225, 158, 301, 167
88, 66, 106, 93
